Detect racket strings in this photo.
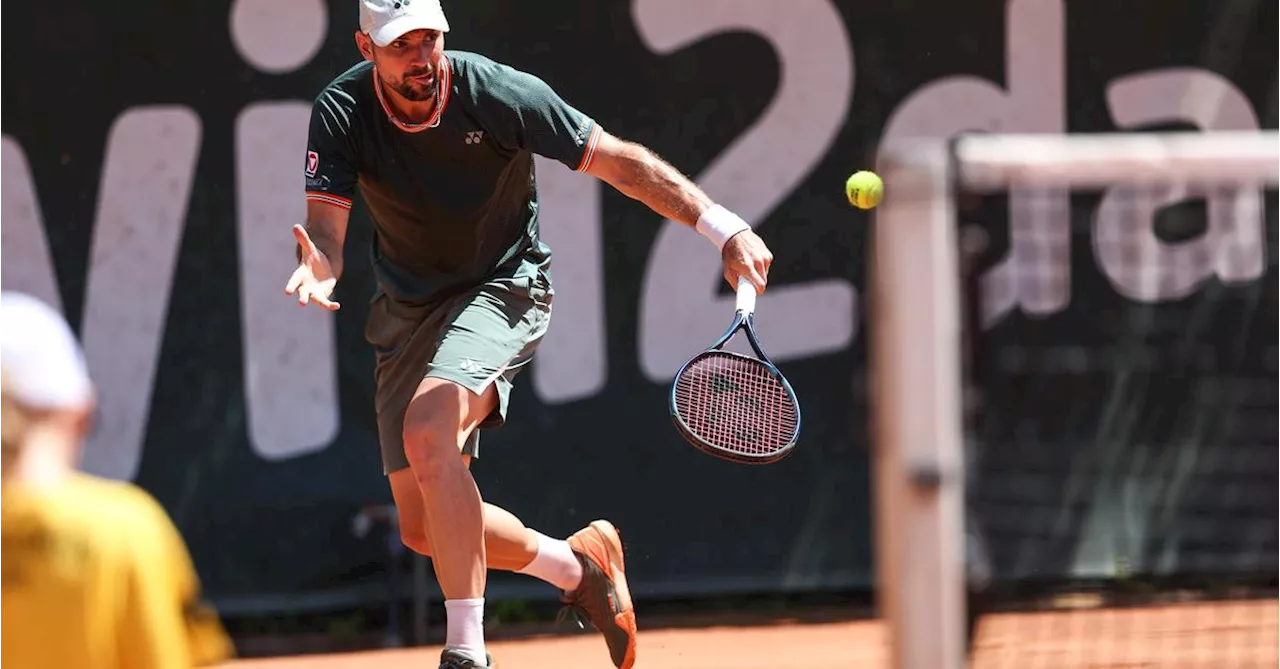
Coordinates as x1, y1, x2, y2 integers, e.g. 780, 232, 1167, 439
673, 352, 798, 456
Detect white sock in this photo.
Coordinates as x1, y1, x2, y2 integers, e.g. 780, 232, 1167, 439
444, 598, 486, 664
516, 530, 584, 592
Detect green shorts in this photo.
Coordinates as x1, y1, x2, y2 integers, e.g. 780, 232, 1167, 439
364, 269, 553, 474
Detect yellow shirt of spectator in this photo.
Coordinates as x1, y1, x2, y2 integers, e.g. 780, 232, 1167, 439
2, 472, 234, 669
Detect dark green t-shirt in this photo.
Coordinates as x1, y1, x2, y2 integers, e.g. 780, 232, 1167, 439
304, 51, 602, 305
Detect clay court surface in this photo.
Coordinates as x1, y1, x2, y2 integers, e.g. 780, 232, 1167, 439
230, 617, 883, 669
230, 599, 1277, 669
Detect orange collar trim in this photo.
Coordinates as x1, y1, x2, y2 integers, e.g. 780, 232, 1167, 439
373, 56, 452, 133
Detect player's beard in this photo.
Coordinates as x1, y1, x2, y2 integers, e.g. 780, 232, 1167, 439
390, 67, 436, 102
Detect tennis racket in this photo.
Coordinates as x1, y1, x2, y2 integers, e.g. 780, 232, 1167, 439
669, 277, 802, 465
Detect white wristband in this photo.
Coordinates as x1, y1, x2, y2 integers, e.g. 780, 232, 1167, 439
695, 204, 751, 250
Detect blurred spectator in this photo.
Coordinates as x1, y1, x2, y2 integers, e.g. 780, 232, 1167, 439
1, 291, 234, 669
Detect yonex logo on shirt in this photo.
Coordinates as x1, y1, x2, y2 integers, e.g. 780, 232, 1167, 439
464, 131, 484, 145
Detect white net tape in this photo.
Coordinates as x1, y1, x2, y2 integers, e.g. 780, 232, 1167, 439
871, 130, 1279, 669
956, 131, 1280, 189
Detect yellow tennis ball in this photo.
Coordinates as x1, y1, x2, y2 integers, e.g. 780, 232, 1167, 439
845, 170, 884, 210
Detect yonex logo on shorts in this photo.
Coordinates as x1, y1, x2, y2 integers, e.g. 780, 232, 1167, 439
305, 151, 319, 176
464, 131, 484, 145
459, 358, 480, 372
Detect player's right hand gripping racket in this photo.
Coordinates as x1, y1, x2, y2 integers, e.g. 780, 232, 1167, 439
670, 277, 802, 465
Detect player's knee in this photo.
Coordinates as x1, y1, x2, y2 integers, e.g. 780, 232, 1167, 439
402, 414, 464, 472
403, 378, 490, 474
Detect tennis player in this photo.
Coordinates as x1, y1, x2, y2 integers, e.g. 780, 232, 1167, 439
1, 292, 234, 669
286, 1, 775, 667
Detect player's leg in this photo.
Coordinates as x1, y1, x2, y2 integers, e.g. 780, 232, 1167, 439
400, 378, 490, 594
400, 376, 494, 665
430, 269, 637, 668
369, 266, 636, 668
389, 466, 588, 585
368, 294, 496, 667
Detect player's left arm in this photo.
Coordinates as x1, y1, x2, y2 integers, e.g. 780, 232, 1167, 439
583, 132, 708, 229
496, 64, 772, 291
584, 130, 773, 292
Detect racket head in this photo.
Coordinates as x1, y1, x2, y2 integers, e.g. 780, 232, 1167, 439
668, 349, 802, 465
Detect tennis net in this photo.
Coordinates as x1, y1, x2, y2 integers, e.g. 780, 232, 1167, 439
870, 130, 1279, 669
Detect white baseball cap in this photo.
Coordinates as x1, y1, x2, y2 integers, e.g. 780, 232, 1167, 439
0, 292, 94, 411
360, 0, 450, 47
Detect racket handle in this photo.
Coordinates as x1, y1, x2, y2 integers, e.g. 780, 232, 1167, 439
735, 276, 757, 316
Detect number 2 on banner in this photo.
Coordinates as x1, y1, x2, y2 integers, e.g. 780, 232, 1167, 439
633, 0, 858, 381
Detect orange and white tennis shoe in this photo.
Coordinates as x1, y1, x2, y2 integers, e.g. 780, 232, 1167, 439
559, 520, 638, 669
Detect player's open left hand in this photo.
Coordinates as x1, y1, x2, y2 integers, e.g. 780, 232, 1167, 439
722, 229, 773, 294
285, 224, 340, 311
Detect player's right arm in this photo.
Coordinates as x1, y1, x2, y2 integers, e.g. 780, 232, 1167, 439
286, 203, 348, 310
298, 202, 349, 276
287, 86, 360, 310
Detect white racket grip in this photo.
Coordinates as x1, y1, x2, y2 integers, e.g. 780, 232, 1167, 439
735, 276, 757, 316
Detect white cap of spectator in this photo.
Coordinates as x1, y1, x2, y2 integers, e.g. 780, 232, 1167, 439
0, 291, 94, 411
